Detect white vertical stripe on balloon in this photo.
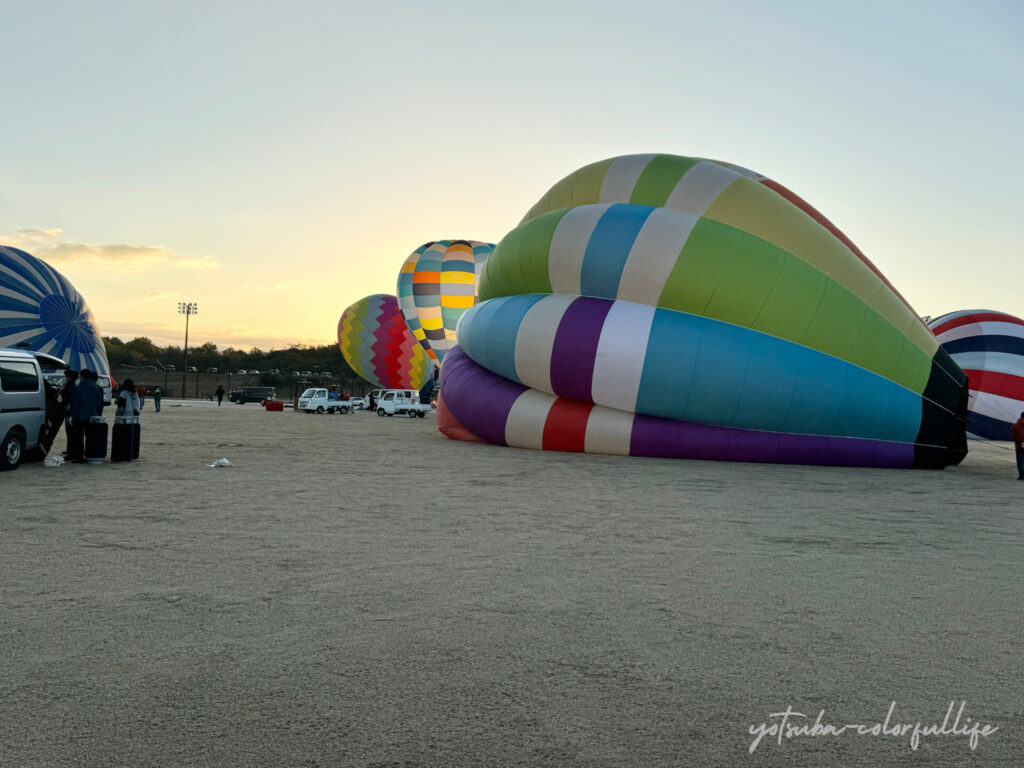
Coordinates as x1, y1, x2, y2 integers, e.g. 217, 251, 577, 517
548, 203, 612, 296
970, 389, 1024, 427
0, 285, 35, 303
708, 160, 764, 181
0, 310, 41, 319
663, 160, 741, 217
7, 247, 54, 295
584, 405, 635, 456
504, 388, 556, 449
616, 208, 698, 306
934, 321, 1024, 344
599, 154, 657, 203
949, 351, 1024, 378
591, 300, 655, 412
513, 294, 575, 395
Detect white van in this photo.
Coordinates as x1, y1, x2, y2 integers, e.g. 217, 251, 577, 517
0, 349, 46, 471
297, 388, 352, 414
375, 389, 430, 417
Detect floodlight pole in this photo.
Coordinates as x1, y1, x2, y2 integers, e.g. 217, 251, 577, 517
178, 302, 198, 398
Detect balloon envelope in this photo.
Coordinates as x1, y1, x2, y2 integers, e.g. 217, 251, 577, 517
929, 310, 1024, 440
337, 294, 433, 390
441, 153, 968, 468
396, 240, 494, 365
0, 245, 110, 373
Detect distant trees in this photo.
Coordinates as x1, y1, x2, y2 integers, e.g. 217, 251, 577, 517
101, 336, 363, 386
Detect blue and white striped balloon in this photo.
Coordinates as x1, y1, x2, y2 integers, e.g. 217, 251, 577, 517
0, 245, 110, 373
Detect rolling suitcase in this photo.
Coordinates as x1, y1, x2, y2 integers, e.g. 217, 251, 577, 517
131, 422, 141, 460
85, 418, 108, 465
112, 421, 133, 462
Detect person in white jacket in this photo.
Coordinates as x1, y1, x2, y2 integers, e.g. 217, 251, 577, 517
115, 379, 141, 422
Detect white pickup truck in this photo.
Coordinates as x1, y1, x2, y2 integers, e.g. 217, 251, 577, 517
297, 388, 353, 414
375, 389, 431, 418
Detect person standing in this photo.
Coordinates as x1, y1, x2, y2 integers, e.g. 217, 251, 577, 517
116, 379, 141, 417
60, 369, 79, 458
136, 383, 148, 411
1011, 412, 1024, 480
152, 387, 162, 412
216, 385, 225, 406
68, 369, 102, 463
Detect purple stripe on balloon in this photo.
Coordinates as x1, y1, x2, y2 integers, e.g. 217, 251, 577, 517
441, 346, 524, 445
629, 413, 914, 468
549, 296, 612, 403
443, 345, 917, 468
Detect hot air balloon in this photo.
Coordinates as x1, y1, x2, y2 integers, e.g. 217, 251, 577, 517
396, 240, 494, 365
338, 294, 433, 390
0, 245, 109, 373
929, 310, 1024, 440
440, 154, 968, 469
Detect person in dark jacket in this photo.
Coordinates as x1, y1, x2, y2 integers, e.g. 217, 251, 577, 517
60, 369, 79, 458
1011, 412, 1024, 480
216, 385, 225, 406
68, 369, 103, 462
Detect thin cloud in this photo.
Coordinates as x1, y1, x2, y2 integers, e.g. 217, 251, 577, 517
1, 228, 218, 270
239, 278, 317, 294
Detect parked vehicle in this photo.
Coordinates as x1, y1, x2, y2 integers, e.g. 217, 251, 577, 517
0, 348, 46, 471
206, 367, 218, 374
297, 388, 352, 414
237, 369, 248, 375
248, 369, 260, 375
97, 374, 116, 406
348, 397, 365, 410
188, 366, 198, 372
300, 370, 312, 377
375, 389, 430, 418
291, 371, 300, 377
230, 386, 276, 404
321, 371, 332, 377
166, 364, 176, 372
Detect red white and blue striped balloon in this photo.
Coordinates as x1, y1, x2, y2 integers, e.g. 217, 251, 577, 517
928, 310, 1024, 440
0, 245, 110, 373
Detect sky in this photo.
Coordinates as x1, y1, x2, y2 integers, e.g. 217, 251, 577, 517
2, 0, 1022, 350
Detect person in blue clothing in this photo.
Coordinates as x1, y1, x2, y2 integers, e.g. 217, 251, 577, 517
67, 368, 103, 462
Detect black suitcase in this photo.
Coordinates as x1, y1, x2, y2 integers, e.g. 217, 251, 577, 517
85, 419, 108, 464
112, 422, 133, 462
131, 422, 141, 460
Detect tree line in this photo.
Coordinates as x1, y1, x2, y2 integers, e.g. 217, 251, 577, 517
102, 336, 360, 381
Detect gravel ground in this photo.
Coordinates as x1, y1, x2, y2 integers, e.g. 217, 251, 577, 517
1, 399, 1021, 767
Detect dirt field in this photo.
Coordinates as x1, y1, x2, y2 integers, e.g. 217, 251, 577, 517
1, 401, 1021, 767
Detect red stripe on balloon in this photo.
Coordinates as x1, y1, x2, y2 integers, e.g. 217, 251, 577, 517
963, 369, 1024, 401
930, 312, 1024, 336
542, 398, 593, 452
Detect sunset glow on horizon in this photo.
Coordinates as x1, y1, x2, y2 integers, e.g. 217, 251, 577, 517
4, 0, 1021, 350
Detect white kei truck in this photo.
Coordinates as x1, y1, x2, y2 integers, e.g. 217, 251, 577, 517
375, 389, 431, 418
297, 388, 354, 414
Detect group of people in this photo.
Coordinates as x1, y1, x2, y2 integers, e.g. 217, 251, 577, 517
59, 370, 161, 463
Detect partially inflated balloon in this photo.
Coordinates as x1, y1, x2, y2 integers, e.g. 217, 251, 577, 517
0, 245, 110, 373
338, 294, 433, 390
396, 240, 494, 365
441, 154, 968, 469
929, 310, 1024, 440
